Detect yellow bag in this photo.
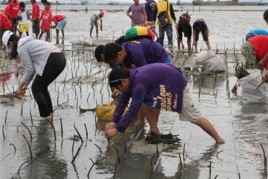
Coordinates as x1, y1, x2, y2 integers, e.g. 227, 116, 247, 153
96, 101, 117, 121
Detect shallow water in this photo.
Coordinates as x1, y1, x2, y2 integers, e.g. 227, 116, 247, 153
0, 4, 268, 179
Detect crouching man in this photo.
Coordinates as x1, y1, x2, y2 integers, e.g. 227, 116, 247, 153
105, 63, 224, 144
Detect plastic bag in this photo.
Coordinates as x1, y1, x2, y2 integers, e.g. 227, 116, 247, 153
237, 69, 266, 104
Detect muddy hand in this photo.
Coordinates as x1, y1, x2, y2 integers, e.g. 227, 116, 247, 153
105, 122, 116, 131
105, 128, 118, 140
16, 84, 27, 98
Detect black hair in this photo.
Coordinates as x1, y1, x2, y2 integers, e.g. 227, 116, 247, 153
9, 34, 20, 59
264, 9, 268, 21
108, 68, 130, 88
19, 2, 25, 7
103, 43, 123, 63
94, 45, 104, 62
114, 36, 126, 45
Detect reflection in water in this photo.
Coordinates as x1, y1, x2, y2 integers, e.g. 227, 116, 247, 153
21, 121, 68, 178
152, 144, 220, 179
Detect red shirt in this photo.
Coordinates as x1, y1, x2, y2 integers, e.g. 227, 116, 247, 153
52, 14, 65, 25
40, 9, 52, 30
31, 2, 40, 20
0, 13, 12, 30
3, 4, 10, 18
8, 0, 20, 20
249, 35, 268, 69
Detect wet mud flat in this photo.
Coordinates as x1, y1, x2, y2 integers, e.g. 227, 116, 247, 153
0, 46, 267, 179
0, 5, 268, 179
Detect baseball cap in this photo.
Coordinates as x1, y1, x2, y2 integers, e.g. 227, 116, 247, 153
2, 30, 14, 47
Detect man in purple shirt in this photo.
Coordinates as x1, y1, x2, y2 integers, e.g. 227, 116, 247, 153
104, 38, 171, 134
126, 0, 146, 26
105, 64, 224, 144
103, 38, 171, 68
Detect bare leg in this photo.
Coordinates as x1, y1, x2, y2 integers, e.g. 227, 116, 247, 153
46, 31, 50, 42
61, 29, 64, 44
194, 40, 198, 52
136, 109, 146, 126
39, 31, 44, 39
90, 26, 94, 37
187, 38, 191, 52
56, 29, 59, 44
206, 40, 211, 51
141, 106, 160, 135
95, 25, 99, 38
191, 117, 224, 144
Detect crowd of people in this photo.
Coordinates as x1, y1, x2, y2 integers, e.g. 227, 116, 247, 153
2, 0, 268, 145
0, 0, 67, 45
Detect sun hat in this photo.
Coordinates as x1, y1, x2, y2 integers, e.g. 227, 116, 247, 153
2, 30, 14, 47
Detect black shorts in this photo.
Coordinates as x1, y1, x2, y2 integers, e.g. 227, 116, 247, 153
195, 29, 209, 41
32, 19, 40, 34
177, 23, 192, 40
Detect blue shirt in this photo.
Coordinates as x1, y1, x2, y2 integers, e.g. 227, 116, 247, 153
113, 63, 187, 133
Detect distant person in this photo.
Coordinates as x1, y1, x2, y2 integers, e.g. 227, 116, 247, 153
2, 30, 66, 121
242, 35, 268, 70
144, 0, 158, 38
126, 0, 146, 27
3, 0, 12, 17
31, 0, 40, 39
232, 35, 268, 94
0, 12, 12, 48
39, 1, 52, 42
52, 14, 67, 44
17, 2, 30, 38
105, 64, 225, 144
245, 28, 268, 40
177, 12, 191, 52
192, 19, 211, 52
5, 0, 20, 34
90, 10, 104, 38
156, 0, 177, 52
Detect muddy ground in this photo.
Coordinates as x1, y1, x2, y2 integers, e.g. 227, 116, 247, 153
0, 4, 268, 179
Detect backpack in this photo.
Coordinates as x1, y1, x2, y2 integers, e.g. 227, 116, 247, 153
124, 26, 155, 41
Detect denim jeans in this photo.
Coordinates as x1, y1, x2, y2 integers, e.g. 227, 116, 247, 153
158, 24, 173, 48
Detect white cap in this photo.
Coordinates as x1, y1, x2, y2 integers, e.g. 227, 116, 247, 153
2, 30, 14, 47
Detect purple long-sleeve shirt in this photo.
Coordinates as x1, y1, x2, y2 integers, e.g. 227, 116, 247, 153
145, 0, 157, 21
122, 38, 170, 68
112, 63, 187, 133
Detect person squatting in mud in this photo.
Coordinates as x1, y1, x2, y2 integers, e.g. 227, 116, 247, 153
103, 37, 172, 134
2, 30, 66, 121
105, 63, 224, 144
